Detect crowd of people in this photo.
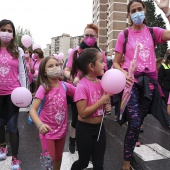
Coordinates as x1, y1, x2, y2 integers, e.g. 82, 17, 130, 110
1, 0, 170, 170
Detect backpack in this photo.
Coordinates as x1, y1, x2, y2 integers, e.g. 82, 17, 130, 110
123, 26, 156, 54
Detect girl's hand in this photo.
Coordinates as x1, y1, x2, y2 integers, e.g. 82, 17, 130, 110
100, 93, 112, 105
105, 102, 112, 112
125, 75, 134, 88
154, 0, 169, 13
73, 77, 80, 86
38, 123, 52, 135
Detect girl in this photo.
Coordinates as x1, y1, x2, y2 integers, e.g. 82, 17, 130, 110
0, 19, 29, 170
113, 0, 170, 169
70, 48, 112, 170
29, 56, 75, 170
32, 48, 44, 93
64, 23, 108, 154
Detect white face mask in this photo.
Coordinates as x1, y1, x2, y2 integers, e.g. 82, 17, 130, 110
46, 66, 61, 78
107, 56, 112, 60
0, 32, 13, 43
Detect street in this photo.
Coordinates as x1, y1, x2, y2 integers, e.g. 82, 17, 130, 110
1, 106, 170, 170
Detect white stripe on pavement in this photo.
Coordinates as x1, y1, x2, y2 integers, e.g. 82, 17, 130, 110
134, 143, 170, 161
61, 151, 93, 170
0, 156, 12, 170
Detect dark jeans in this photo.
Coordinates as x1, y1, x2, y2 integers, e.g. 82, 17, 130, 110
71, 121, 106, 170
0, 94, 19, 157
162, 89, 170, 106
124, 84, 153, 161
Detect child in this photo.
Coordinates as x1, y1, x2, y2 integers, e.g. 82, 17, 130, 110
29, 56, 75, 170
70, 48, 112, 170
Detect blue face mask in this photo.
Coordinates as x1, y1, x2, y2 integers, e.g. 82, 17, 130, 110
130, 11, 145, 25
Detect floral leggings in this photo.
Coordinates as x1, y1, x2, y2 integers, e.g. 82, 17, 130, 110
124, 83, 153, 161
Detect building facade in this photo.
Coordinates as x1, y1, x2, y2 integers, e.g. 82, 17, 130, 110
44, 34, 83, 59
92, 0, 128, 54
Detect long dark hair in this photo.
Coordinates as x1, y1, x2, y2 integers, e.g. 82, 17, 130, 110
0, 19, 19, 58
70, 48, 100, 79
127, 0, 146, 26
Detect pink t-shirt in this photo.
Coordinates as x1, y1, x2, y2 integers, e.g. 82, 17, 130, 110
35, 81, 75, 140
0, 48, 21, 95
66, 48, 108, 72
33, 60, 41, 77
115, 26, 165, 73
167, 93, 170, 104
74, 77, 104, 117
26, 58, 34, 84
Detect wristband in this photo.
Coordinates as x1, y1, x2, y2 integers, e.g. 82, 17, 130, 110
37, 122, 43, 129
165, 11, 170, 18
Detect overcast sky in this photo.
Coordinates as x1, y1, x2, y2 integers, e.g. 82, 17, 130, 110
0, 0, 169, 49
0, 0, 93, 49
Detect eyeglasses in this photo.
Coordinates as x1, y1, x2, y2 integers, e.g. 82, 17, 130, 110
84, 34, 96, 38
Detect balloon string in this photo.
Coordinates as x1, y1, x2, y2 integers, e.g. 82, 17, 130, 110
97, 110, 105, 141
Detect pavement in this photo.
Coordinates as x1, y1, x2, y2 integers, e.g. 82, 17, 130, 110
1, 106, 170, 169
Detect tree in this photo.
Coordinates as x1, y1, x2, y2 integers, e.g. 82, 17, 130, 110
16, 26, 33, 50
144, 0, 168, 58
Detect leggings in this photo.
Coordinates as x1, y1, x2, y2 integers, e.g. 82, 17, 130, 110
71, 121, 106, 170
0, 94, 19, 157
124, 83, 153, 161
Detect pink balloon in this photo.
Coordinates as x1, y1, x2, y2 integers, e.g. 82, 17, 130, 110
58, 52, 64, 60
68, 48, 73, 55
53, 54, 58, 59
21, 35, 32, 48
101, 69, 126, 94
11, 87, 32, 107
32, 43, 41, 50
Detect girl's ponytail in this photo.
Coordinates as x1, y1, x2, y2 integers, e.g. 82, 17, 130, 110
70, 50, 79, 79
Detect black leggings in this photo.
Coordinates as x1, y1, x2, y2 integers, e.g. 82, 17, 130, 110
0, 95, 19, 157
67, 96, 78, 129
71, 121, 106, 170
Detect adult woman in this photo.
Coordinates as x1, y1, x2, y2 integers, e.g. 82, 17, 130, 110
113, 0, 170, 169
0, 19, 29, 169
32, 48, 44, 93
64, 23, 108, 154
158, 54, 170, 105
24, 48, 34, 92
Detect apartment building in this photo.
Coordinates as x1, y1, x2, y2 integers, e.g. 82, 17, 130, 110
92, 0, 128, 54
70, 36, 83, 49
44, 34, 83, 58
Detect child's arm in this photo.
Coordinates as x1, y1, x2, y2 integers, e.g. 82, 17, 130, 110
167, 105, 170, 116
76, 93, 112, 119
29, 98, 52, 134
167, 92, 170, 116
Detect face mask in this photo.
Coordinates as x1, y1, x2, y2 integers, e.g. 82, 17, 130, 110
0, 32, 13, 43
107, 56, 112, 60
130, 11, 145, 25
84, 37, 96, 47
46, 66, 61, 78
24, 54, 29, 58
32, 54, 38, 60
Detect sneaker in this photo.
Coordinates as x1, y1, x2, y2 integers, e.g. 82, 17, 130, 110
11, 156, 21, 170
135, 141, 141, 147
69, 137, 76, 154
0, 147, 8, 160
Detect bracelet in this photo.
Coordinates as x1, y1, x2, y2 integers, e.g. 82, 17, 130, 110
165, 11, 170, 18
37, 122, 43, 129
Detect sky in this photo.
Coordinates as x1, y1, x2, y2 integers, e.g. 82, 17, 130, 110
0, 0, 93, 49
0, 0, 170, 49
